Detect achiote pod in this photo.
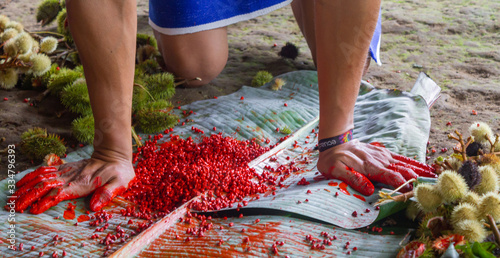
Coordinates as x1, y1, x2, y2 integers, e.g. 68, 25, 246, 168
477, 192, 500, 222
450, 203, 477, 228
469, 122, 494, 146
414, 184, 443, 212
436, 170, 469, 203
453, 219, 487, 243
473, 165, 499, 195
460, 191, 480, 207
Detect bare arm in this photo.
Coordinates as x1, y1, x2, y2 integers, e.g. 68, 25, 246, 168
314, 1, 434, 194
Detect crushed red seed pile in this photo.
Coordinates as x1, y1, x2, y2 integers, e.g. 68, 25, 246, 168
125, 133, 280, 214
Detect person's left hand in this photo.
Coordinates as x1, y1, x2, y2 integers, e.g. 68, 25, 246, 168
317, 140, 436, 196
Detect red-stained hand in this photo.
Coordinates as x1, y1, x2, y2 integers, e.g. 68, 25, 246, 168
6, 157, 135, 214
317, 140, 436, 196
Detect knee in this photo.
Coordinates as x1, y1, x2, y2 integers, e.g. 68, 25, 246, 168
164, 53, 227, 87
154, 29, 228, 87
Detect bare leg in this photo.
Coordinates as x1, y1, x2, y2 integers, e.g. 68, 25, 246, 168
14, 0, 139, 213
153, 27, 228, 87
291, 0, 317, 65
308, 1, 415, 194
292, 0, 372, 74
314, 0, 380, 138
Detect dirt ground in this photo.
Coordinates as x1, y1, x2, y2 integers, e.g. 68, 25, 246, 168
1, 0, 499, 179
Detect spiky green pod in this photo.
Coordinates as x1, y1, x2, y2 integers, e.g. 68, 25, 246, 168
21, 64, 60, 90
61, 79, 92, 115
474, 165, 499, 195
132, 85, 153, 112
141, 99, 171, 111
1, 28, 18, 42
36, 0, 62, 26
490, 163, 500, 178
0, 15, 9, 31
137, 110, 178, 134
13, 32, 33, 55
251, 71, 273, 87
460, 191, 480, 206
436, 170, 469, 203
454, 219, 487, 242
20, 128, 66, 161
56, 9, 72, 42
414, 184, 443, 212
136, 45, 159, 63
137, 59, 161, 75
40, 63, 60, 86
0, 69, 18, 89
144, 73, 175, 100
73, 65, 84, 74
29, 53, 51, 76
72, 115, 94, 144
477, 192, 500, 222
40, 36, 58, 53
21, 127, 47, 140
469, 122, 494, 145
450, 203, 477, 228
136, 33, 158, 49
3, 38, 18, 56
47, 68, 82, 95
5, 21, 23, 32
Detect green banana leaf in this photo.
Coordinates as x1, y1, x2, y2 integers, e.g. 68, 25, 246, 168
0, 70, 430, 257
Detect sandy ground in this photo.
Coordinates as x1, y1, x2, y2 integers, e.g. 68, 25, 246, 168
1, 0, 499, 179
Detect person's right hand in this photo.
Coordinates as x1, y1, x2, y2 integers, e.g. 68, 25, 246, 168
7, 155, 135, 214
317, 140, 436, 196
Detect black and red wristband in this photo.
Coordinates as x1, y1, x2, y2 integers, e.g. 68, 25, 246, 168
317, 129, 353, 152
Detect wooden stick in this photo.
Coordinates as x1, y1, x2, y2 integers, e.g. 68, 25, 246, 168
109, 198, 197, 258
487, 214, 500, 246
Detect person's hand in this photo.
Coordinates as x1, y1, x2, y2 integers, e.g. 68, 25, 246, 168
317, 140, 436, 196
7, 156, 135, 214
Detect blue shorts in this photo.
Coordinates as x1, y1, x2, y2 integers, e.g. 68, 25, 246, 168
149, 0, 293, 35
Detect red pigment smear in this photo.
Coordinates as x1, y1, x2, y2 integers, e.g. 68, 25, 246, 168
77, 215, 90, 222
353, 194, 366, 202
63, 203, 76, 220
313, 175, 326, 181
339, 182, 351, 196
328, 181, 338, 187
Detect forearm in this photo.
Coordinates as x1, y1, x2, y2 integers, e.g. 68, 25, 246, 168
315, 0, 381, 139
66, 0, 137, 161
